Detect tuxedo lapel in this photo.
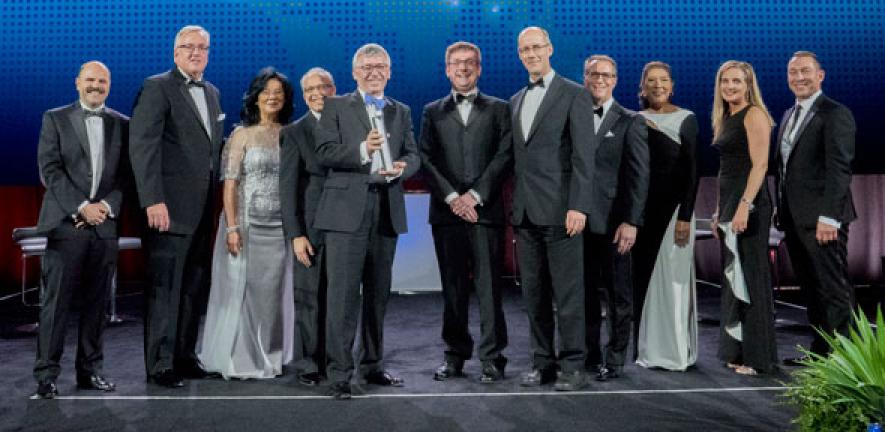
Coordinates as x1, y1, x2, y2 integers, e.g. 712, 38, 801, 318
67, 105, 90, 158
597, 102, 621, 138
525, 75, 563, 143
176, 81, 210, 139
383, 99, 397, 151
512, 88, 527, 146
464, 93, 484, 129
348, 92, 372, 132
790, 96, 822, 148
443, 94, 463, 126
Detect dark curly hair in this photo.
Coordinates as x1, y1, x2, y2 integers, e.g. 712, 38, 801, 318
239, 67, 294, 126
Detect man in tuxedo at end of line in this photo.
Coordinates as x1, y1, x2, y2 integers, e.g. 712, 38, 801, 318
313, 43, 420, 400
130, 25, 225, 388
581, 54, 649, 382
509, 26, 598, 392
775, 51, 856, 365
419, 41, 513, 384
32, 61, 128, 399
280, 67, 337, 387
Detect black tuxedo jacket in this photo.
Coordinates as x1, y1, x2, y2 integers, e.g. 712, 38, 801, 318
419, 92, 512, 226
129, 68, 224, 235
36, 102, 129, 239
313, 91, 420, 234
775, 93, 856, 229
280, 112, 326, 243
587, 101, 649, 235
509, 74, 597, 226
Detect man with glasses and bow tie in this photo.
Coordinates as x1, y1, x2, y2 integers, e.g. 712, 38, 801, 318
509, 26, 597, 391
775, 51, 856, 367
32, 61, 128, 399
313, 43, 420, 399
130, 25, 225, 388
418, 41, 513, 384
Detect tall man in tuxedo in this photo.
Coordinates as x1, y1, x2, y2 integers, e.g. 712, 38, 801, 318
775, 51, 856, 364
581, 55, 649, 381
32, 61, 127, 399
314, 43, 420, 399
280, 67, 337, 386
130, 25, 224, 387
510, 27, 597, 391
419, 42, 513, 383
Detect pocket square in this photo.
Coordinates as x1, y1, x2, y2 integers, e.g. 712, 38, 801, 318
217, 113, 226, 122
604, 131, 615, 138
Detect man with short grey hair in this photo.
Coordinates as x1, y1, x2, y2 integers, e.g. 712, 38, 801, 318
314, 43, 420, 399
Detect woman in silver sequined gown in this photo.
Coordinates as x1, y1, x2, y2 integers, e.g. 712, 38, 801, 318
198, 68, 296, 379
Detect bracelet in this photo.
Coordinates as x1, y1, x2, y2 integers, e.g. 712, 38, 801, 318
739, 197, 755, 211
226, 225, 240, 234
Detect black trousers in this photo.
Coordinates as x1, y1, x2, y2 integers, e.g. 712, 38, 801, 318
143, 201, 214, 376
324, 190, 398, 384
431, 223, 508, 365
584, 232, 634, 369
782, 215, 853, 355
34, 223, 117, 382
292, 243, 327, 376
516, 221, 585, 373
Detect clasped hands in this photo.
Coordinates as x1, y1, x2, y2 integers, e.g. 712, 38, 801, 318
79, 202, 109, 226
449, 193, 479, 223
366, 129, 406, 177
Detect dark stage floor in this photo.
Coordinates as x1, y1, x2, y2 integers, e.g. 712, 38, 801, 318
0, 283, 824, 432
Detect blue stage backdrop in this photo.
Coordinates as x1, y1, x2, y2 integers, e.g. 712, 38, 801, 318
1, 0, 883, 185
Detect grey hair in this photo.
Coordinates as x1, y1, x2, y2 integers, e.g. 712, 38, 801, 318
300, 67, 335, 90
174, 25, 210, 49
517, 26, 551, 45
584, 54, 617, 76
78, 60, 110, 78
352, 43, 390, 69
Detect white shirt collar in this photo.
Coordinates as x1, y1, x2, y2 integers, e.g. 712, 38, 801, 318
310, 110, 321, 120
529, 69, 555, 87
177, 66, 203, 83
796, 89, 822, 111
79, 101, 105, 113
596, 97, 615, 117
452, 87, 479, 101
358, 88, 384, 102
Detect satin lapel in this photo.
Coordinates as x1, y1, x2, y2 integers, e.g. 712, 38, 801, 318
67, 106, 90, 157
525, 76, 563, 143
790, 97, 822, 148
444, 94, 462, 126
206, 85, 222, 142
775, 107, 791, 167
512, 88, 527, 146
597, 102, 621, 138
464, 93, 483, 128
176, 82, 210, 139
348, 92, 372, 132
101, 113, 114, 178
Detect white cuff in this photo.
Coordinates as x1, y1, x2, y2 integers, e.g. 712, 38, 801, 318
468, 189, 483, 206
100, 200, 115, 218
360, 141, 371, 165
444, 192, 459, 204
818, 216, 841, 229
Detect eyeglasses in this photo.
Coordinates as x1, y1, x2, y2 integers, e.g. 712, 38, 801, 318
518, 43, 549, 55
447, 59, 479, 68
357, 63, 389, 74
177, 44, 210, 53
586, 72, 616, 80
303, 83, 333, 93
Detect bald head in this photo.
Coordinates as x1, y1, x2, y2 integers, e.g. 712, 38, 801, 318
76, 61, 111, 109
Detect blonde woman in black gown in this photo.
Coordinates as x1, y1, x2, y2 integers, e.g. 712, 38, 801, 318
710, 60, 777, 375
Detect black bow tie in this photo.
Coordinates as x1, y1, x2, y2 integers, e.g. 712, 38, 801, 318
527, 78, 545, 89
455, 93, 476, 104
187, 79, 205, 88
83, 108, 103, 117
594, 106, 604, 117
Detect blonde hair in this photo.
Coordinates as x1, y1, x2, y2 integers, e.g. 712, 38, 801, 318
711, 60, 774, 139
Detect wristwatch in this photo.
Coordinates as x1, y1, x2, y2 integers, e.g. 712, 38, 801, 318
740, 197, 755, 211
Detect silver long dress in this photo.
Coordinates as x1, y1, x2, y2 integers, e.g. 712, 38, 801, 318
197, 124, 295, 379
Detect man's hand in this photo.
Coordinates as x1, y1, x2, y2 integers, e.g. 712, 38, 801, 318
612, 223, 637, 255
79, 203, 108, 226
816, 221, 838, 245
449, 193, 478, 223
146, 203, 170, 232
379, 160, 407, 178
565, 210, 586, 237
293, 236, 315, 268
365, 129, 383, 156
674, 220, 691, 247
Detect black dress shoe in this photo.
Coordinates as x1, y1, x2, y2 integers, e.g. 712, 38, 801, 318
31, 381, 58, 399
176, 364, 220, 379
783, 356, 813, 367
149, 370, 184, 388
298, 372, 321, 387
519, 367, 557, 387
479, 362, 505, 384
595, 366, 622, 382
554, 370, 587, 392
77, 374, 116, 392
328, 381, 352, 400
366, 370, 404, 387
433, 362, 464, 381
